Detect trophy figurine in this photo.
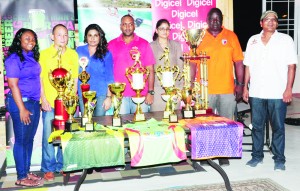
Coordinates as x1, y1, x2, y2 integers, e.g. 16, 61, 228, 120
49, 46, 71, 130
63, 80, 79, 132
126, 47, 149, 122
108, 83, 126, 127
156, 47, 180, 122
78, 57, 90, 105
83, 91, 97, 131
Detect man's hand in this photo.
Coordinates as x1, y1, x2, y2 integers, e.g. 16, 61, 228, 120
235, 85, 244, 102
145, 94, 154, 105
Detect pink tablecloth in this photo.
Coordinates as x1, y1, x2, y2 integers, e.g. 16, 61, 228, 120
184, 116, 243, 160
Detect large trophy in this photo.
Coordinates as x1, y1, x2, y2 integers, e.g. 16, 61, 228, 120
78, 57, 90, 105
63, 80, 79, 132
82, 91, 97, 131
108, 83, 126, 127
182, 28, 210, 116
156, 47, 181, 122
126, 47, 149, 122
49, 46, 71, 130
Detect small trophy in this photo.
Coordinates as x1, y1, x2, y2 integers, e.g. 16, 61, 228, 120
108, 83, 126, 127
165, 87, 181, 122
63, 80, 79, 132
78, 57, 90, 105
49, 46, 71, 130
126, 47, 149, 122
156, 47, 180, 122
83, 91, 97, 131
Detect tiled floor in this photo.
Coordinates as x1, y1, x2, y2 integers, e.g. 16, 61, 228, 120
1, 98, 300, 191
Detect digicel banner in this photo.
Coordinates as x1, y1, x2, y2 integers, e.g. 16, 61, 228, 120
152, 0, 216, 52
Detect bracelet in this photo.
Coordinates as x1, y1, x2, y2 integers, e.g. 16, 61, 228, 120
106, 96, 112, 98
236, 82, 245, 86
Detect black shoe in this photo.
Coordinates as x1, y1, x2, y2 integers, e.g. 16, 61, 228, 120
218, 159, 230, 166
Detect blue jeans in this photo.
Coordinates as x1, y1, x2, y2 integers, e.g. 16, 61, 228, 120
119, 97, 149, 115
41, 109, 63, 173
79, 95, 107, 116
5, 95, 40, 180
250, 97, 287, 163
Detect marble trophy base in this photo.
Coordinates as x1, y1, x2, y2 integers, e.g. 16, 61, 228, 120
112, 116, 122, 127
169, 113, 178, 123
182, 109, 195, 119
194, 107, 213, 116
65, 121, 79, 132
132, 96, 146, 122
81, 116, 88, 127
85, 122, 94, 132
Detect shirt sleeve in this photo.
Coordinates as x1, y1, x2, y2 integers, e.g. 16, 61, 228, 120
5, 55, 21, 78
105, 51, 115, 84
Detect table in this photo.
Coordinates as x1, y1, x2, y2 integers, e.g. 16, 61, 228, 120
58, 110, 243, 191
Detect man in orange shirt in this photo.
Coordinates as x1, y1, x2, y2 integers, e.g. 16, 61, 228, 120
191, 8, 244, 166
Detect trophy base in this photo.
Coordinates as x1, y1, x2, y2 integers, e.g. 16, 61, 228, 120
112, 117, 122, 127
81, 117, 88, 127
194, 108, 213, 116
53, 119, 65, 131
65, 121, 79, 132
134, 113, 145, 122
182, 110, 195, 119
163, 111, 171, 119
169, 114, 178, 123
85, 122, 94, 132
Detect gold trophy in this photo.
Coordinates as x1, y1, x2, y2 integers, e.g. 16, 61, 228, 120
82, 91, 97, 131
156, 47, 180, 122
183, 29, 205, 56
78, 57, 91, 106
179, 53, 194, 118
108, 83, 126, 127
182, 28, 210, 116
49, 46, 71, 130
126, 47, 149, 122
63, 80, 79, 132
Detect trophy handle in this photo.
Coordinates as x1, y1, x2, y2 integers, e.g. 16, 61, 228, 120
143, 68, 150, 85
172, 66, 180, 82
155, 66, 163, 86
125, 68, 133, 85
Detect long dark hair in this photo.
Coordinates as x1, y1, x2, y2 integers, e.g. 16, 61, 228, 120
6, 28, 40, 62
84, 24, 108, 61
152, 19, 170, 41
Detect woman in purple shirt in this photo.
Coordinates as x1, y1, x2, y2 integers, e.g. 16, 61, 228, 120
5, 28, 42, 187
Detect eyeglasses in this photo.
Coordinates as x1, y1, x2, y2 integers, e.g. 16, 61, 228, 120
158, 28, 170, 32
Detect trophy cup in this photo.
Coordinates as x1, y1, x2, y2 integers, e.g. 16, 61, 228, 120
108, 83, 126, 127
63, 80, 79, 132
126, 47, 149, 122
78, 57, 90, 105
49, 46, 71, 130
83, 91, 97, 131
183, 29, 205, 57
156, 47, 180, 122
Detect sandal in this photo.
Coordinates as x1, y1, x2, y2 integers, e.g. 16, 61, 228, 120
15, 177, 40, 187
27, 172, 43, 181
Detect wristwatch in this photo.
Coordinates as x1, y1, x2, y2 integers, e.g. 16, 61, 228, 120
148, 90, 155, 95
